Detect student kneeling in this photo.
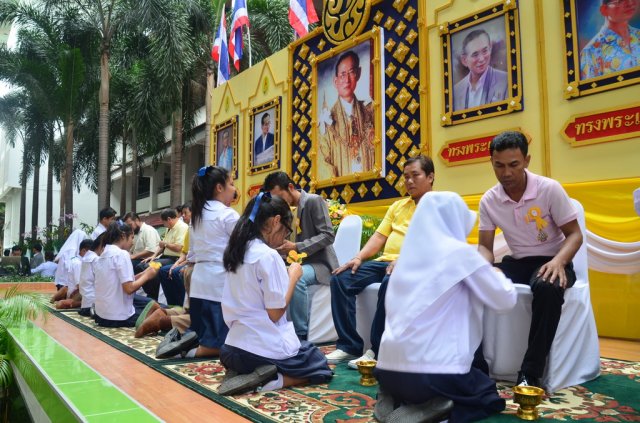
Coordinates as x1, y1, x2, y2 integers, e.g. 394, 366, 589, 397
375, 192, 516, 422
218, 193, 333, 395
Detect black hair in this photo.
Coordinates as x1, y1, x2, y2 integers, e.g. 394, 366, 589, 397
99, 207, 117, 221
405, 155, 435, 179
91, 234, 105, 252
263, 171, 294, 192
79, 239, 93, 252
261, 113, 270, 125
122, 212, 140, 222
176, 204, 184, 214
223, 194, 292, 273
160, 208, 178, 221
461, 29, 491, 55
182, 202, 192, 212
334, 50, 360, 76
33, 243, 43, 252
101, 222, 133, 248
3, 249, 9, 257
11, 245, 22, 253
489, 131, 528, 157
191, 166, 230, 230
44, 251, 55, 261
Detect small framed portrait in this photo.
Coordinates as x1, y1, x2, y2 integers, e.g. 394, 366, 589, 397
212, 116, 237, 178
441, 1, 522, 126
563, 0, 640, 98
249, 98, 281, 175
311, 27, 383, 189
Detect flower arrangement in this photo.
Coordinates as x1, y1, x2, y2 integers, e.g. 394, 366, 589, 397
286, 251, 308, 264
326, 199, 348, 229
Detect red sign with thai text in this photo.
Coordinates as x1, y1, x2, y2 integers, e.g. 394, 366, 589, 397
562, 105, 640, 146
439, 135, 494, 166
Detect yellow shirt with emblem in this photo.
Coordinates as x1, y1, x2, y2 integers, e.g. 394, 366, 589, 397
163, 219, 188, 257
375, 197, 416, 262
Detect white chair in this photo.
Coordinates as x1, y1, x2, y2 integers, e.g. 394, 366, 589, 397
482, 199, 600, 393
307, 215, 363, 343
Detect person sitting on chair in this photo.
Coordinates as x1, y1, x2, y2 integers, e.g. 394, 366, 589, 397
326, 156, 435, 367
477, 130, 583, 387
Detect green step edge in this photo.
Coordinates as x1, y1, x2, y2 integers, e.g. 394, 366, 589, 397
8, 320, 162, 422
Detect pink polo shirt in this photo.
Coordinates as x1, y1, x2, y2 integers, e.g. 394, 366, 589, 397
479, 170, 577, 259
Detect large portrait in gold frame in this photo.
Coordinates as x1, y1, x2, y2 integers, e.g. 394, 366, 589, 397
248, 97, 281, 175
212, 116, 237, 178
311, 28, 383, 189
563, 0, 640, 99
440, 1, 522, 126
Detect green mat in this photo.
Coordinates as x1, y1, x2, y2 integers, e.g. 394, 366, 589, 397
47, 309, 640, 422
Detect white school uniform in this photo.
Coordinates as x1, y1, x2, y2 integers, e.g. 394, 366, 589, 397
54, 229, 88, 287
31, 261, 57, 278
93, 244, 135, 321
79, 250, 99, 309
91, 223, 107, 240
377, 191, 517, 374
222, 239, 301, 360
65, 257, 83, 298
189, 200, 239, 302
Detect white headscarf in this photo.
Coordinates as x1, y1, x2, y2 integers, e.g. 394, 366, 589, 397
55, 229, 88, 271
385, 191, 488, 336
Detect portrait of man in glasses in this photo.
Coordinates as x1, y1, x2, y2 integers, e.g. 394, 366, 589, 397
317, 43, 375, 180
579, 0, 640, 80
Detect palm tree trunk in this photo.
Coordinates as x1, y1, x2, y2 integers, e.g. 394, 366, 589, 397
31, 149, 41, 241
130, 131, 138, 213
170, 107, 183, 207
98, 48, 111, 209
19, 149, 28, 246
120, 138, 127, 216
64, 120, 74, 228
46, 133, 53, 229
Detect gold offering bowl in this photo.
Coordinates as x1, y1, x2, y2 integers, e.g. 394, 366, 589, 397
512, 385, 545, 420
356, 360, 377, 386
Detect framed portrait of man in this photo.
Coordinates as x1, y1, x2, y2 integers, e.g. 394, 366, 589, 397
212, 117, 237, 177
441, 1, 522, 126
312, 28, 383, 189
563, 0, 640, 98
249, 98, 280, 175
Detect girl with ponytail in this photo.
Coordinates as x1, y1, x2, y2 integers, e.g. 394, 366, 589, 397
218, 193, 332, 396
157, 165, 238, 359
93, 222, 154, 327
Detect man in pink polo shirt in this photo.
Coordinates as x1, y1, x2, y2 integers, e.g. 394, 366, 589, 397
477, 131, 583, 388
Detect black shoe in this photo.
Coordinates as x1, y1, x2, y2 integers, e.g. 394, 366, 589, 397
516, 371, 541, 388
385, 396, 454, 423
217, 365, 278, 396
155, 331, 198, 359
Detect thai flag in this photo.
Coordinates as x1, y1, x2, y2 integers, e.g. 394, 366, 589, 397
289, 0, 318, 38
228, 0, 250, 71
212, 9, 230, 86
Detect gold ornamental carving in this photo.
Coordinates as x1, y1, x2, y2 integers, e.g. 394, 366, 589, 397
323, 0, 370, 45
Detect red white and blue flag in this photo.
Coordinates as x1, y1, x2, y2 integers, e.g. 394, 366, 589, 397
229, 0, 250, 71
212, 9, 230, 86
289, 0, 318, 38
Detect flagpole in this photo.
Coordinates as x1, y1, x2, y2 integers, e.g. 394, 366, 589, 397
247, 26, 252, 68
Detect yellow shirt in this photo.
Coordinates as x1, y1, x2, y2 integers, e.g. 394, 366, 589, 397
182, 230, 190, 255
163, 219, 188, 257
375, 197, 417, 262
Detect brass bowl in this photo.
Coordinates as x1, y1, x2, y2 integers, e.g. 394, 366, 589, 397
356, 360, 377, 386
512, 385, 545, 420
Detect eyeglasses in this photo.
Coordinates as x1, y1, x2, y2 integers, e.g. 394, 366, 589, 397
281, 222, 293, 238
336, 68, 358, 81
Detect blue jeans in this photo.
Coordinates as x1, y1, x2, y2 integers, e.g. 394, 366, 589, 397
159, 263, 186, 306
287, 265, 318, 338
330, 260, 390, 357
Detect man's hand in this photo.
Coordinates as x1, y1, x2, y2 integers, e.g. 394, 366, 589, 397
333, 257, 363, 275
385, 260, 396, 275
159, 241, 166, 249
537, 258, 568, 288
275, 240, 296, 256
141, 256, 153, 264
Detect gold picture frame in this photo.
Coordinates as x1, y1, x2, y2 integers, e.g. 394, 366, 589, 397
248, 97, 281, 175
311, 27, 383, 189
562, 0, 640, 99
440, 0, 522, 126
212, 116, 238, 178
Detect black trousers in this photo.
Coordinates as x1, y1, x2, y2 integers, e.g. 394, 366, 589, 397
496, 255, 576, 378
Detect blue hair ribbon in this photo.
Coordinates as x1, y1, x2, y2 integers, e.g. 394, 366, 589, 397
248, 192, 271, 222
198, 166, 208, 177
